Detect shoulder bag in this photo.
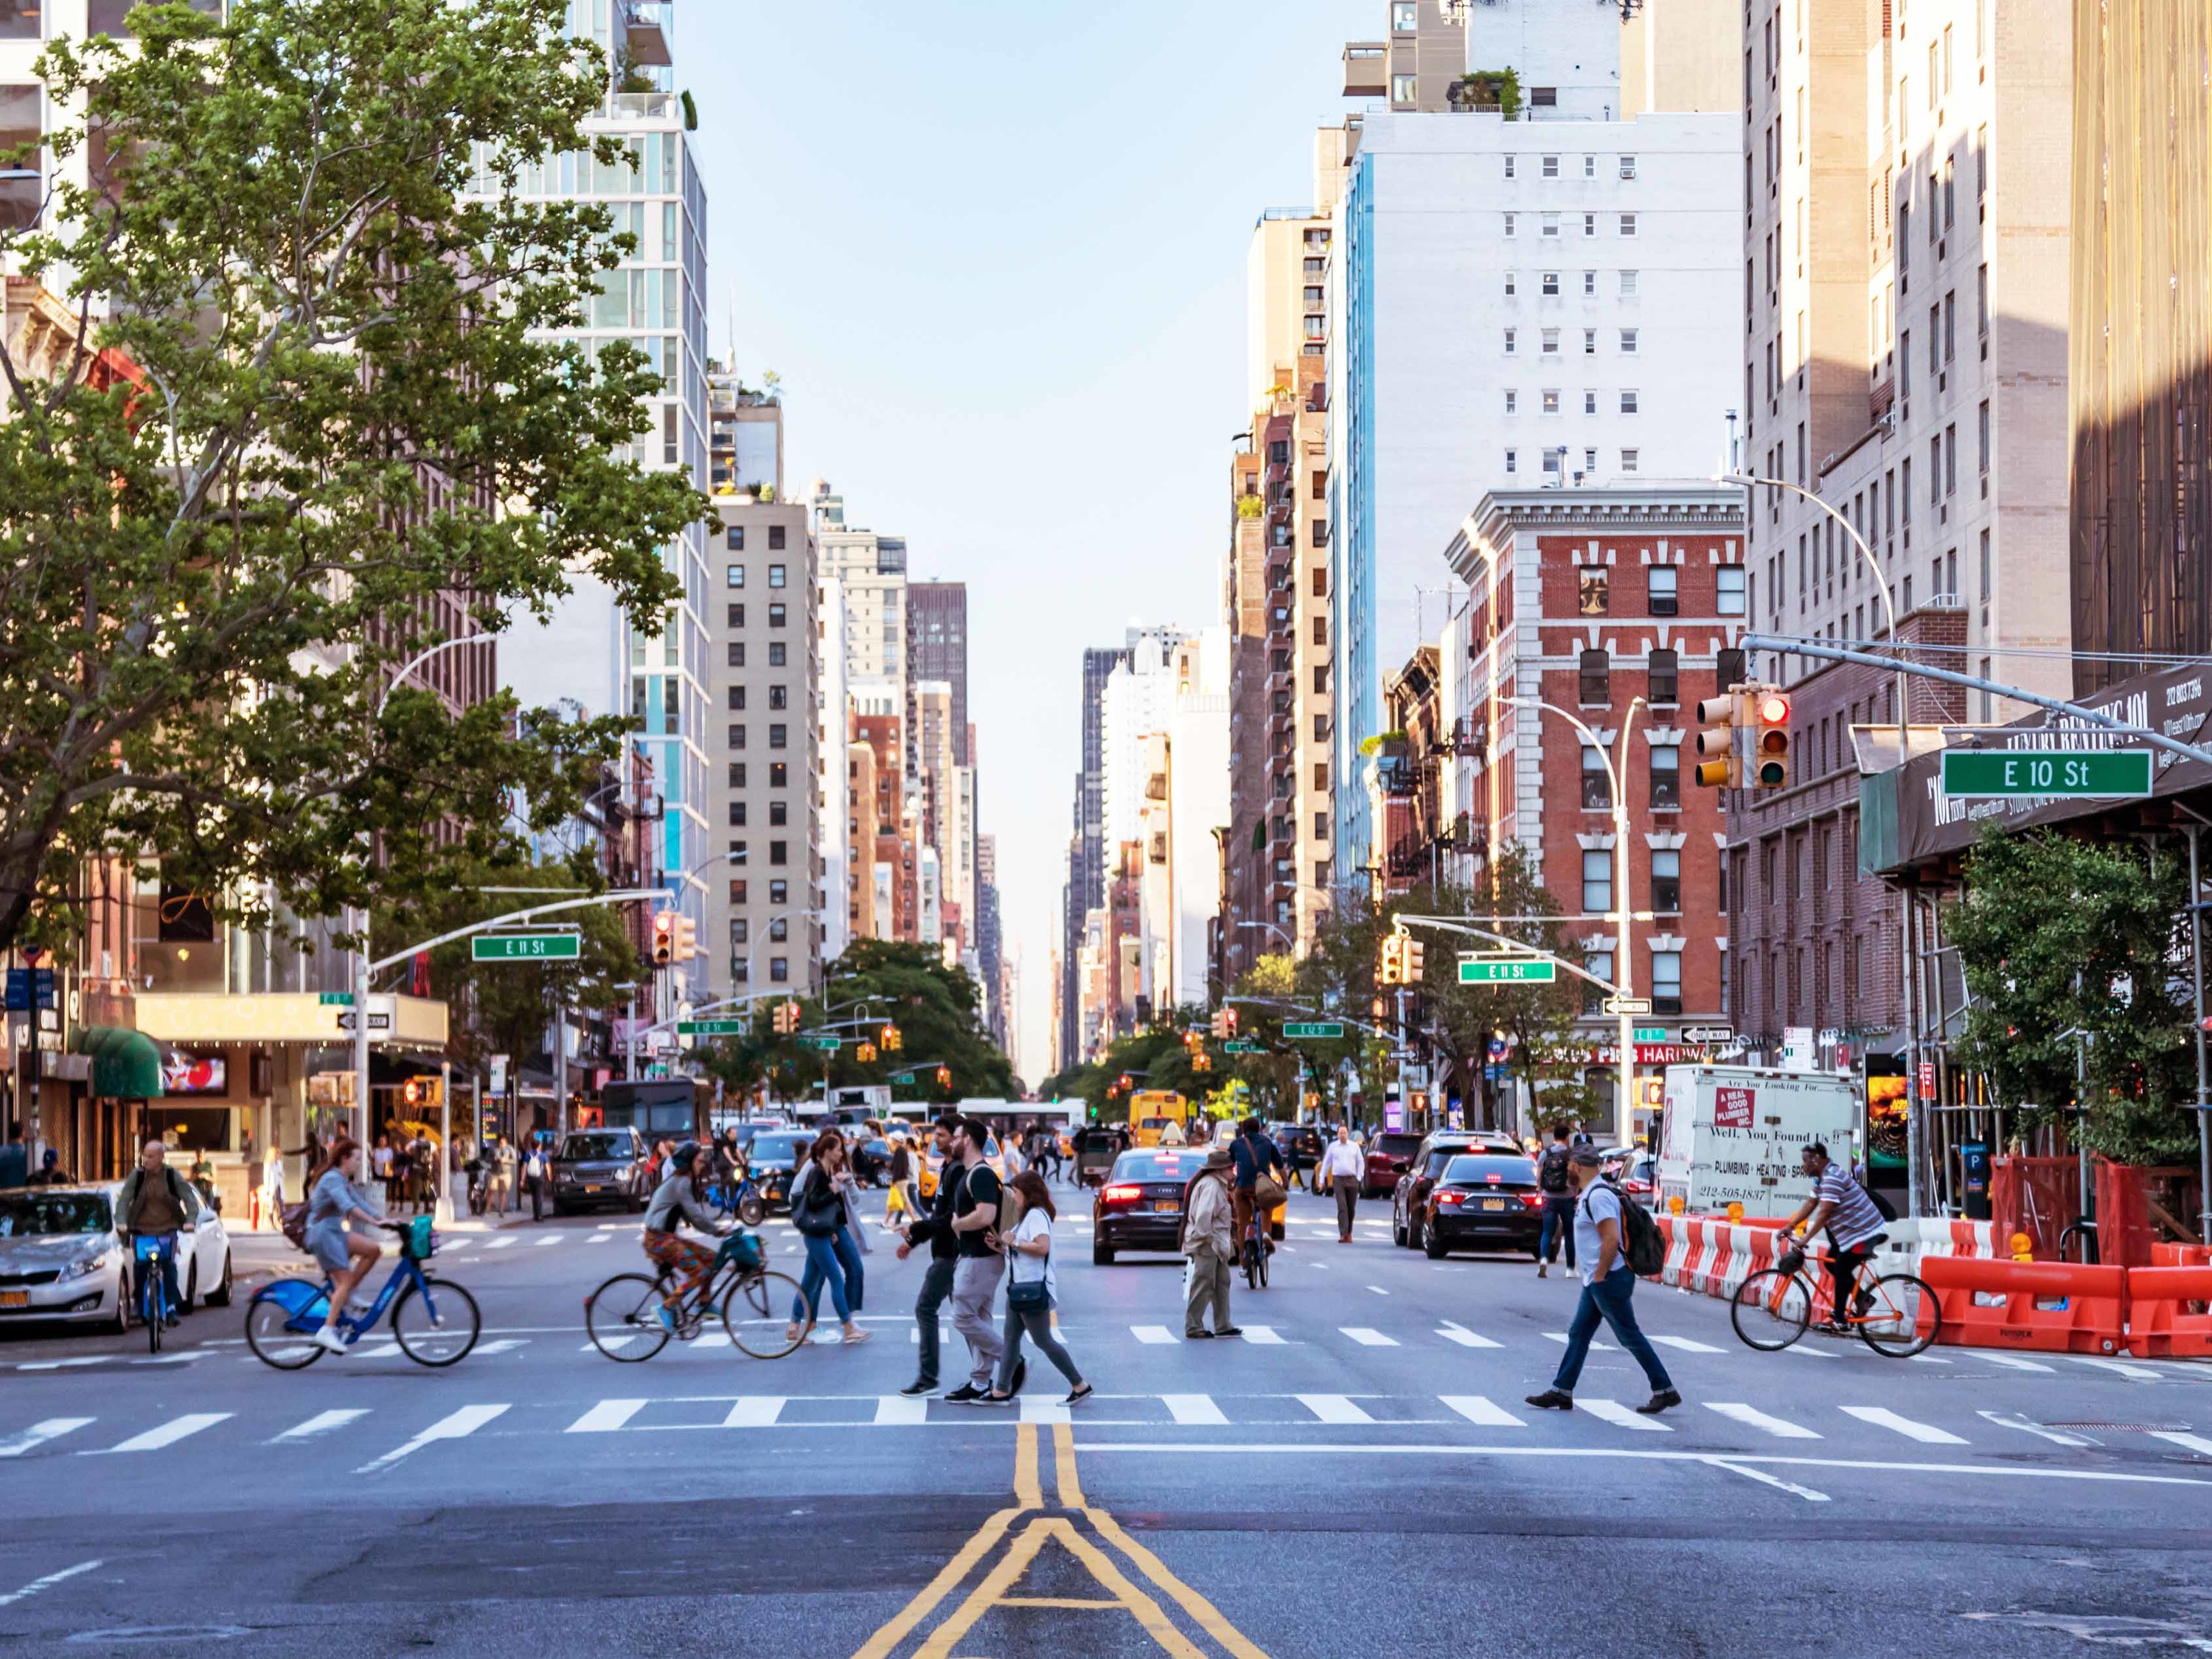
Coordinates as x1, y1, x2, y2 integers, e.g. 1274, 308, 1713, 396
1004, 1220, 1051, 1312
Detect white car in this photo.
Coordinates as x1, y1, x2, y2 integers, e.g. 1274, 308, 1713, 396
0, 1179, 233, 1334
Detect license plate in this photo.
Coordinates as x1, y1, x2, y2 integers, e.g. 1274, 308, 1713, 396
0, 1290, 27, 1308
583, 1185, 602, 1194
1152, 1201, 1180, 1214
1481, 1198, 1506, 1211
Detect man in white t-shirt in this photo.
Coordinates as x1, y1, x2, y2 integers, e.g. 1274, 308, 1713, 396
1523, 1146, 1680, 1416
1315, 1127, 1365, 1243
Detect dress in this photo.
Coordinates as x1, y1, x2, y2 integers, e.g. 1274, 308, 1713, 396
304, 1168, 372, 1277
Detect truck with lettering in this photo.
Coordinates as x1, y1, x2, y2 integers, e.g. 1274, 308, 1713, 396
1655, 1065, 1856, 1220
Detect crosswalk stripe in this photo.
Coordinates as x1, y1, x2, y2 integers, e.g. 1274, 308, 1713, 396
874, 1394, 927, 1426
1578, 1398, 1671, 1433
908, 1324, 950, 1344
1543, 1332, 1617, 1352
1436, 1323, 1503, 1349
1132, 1325, 1177, 1345
1020, 1393, 1069, 1424
2149, 1431, 2212, 1456
439, 1237, 474, 1250
94, 1413, 231, 1454
485, 1237, 517, 1251
1979, 1411, 2090, 1447
566, 1399, 647, 1434
1164, 1394, 1228, 1425
16, 1356, 108, 1371
271, 1409, 369, 1444
0, 1417, 92, 1458
2070, 1356, 2162, 1382
471, 1340, 529, 1357
1705, 1402, 1820, 1439
532, 1236, 561, 1248
1650, 1335, 1725, 1354
1975, 1352, 2055, 1373
1237, 1325, 1286, 1344
1339, 1327, 1398, 1347
722, 1397, 784, 1427
355, 1404, 508, 1474
1840, 1405, 1966, 1444
1297, 1394, 1373, 1425
1441, 1395, 1525, 1427
349, 1341, 402, 1360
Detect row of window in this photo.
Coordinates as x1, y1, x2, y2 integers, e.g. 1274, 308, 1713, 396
1506, 270, 1640, 299
1503, 212, 1639, 240
724, 558, 788, 583
728, 917, 795, 945
1576, 563, 1747, 616
1581, 849, 1683, 915
1571, 948, 1683, 1013
722, 840, 792, 866
725, 635, 789, 666
1579, 745, 1682, 811
723, 684, 791, 709
1502, 153, 1640, 182
1505, 387, 1641, 420
726, 723, 790, 749
1504, 329, 1646, 364
727, 800, 792, 826
727, 763, 791, 789
1503, 448, 1639, 476
1579, 648, 1680, 705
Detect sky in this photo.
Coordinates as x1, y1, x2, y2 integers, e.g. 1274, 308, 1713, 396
684, 0, 1364, 1088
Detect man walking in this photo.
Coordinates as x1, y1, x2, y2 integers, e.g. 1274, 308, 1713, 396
1182, 1144, 1237, 1338
1315, 1126, 1364, 1243
944, 1116, 1022, 1402
1525, 1145, 1680, 1416
1534, 1127, 1576, 1279
487, 1135, 515, 1215
894, 1118, 961, 1397
522, 1138, 549, 1222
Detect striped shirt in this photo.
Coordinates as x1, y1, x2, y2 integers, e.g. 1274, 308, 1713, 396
1815, 1164, 1885, 1251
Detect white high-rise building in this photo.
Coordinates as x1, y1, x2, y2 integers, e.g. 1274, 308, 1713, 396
817, 575, 852, 962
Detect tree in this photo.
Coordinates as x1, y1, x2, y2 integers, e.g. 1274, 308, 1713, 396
0, 0, 702, 951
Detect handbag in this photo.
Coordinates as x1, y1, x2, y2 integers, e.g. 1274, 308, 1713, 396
1005, 1219, 1051, 1312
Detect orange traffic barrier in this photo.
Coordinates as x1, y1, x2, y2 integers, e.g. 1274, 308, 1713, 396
2129, 1266, 2212, 1358
1917, 1256, 2128, 1355
2149, 1242, 2212, 1268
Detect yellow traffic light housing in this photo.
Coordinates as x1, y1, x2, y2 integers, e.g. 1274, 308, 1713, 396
936, 1065, 951, 1088
672, 915, 698, 962
1380, 933, 1405, 985
881, 1023, 902, 1052
1693, 691, 1742, 788
857, 1041, 877, 1063
1402, 937, 1425, 980
650, 911, 675, 966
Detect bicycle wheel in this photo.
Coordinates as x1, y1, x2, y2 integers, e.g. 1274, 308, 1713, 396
1242, 1239, 1259, 1291
1256, 1237, 1269, 1289
392, 1276, 481, 1367
142, 1267, 163, 1354
722, 1269, 806, 1358
1729, 1267, 1812, 1352
1857, 1272, 1941, 1358
737, 1194, 766, 1228
587, 1273, 672, 1363
245, 1290, 324, 1370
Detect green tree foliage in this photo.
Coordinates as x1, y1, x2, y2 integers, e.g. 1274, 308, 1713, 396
0, 0, 702, 950
1947, 828, 2197, 1163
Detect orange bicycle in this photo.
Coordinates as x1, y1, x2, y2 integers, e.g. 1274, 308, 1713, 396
1729, 1241, 1941, 1358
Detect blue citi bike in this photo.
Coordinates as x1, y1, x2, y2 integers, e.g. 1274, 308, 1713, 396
133, 1234, 177, 1353
244, 1217, 480, 1368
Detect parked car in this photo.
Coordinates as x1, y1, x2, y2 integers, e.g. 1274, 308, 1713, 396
1270, 1122, 1323, 1178
1393, 1131, 1526, 1251
1420, 1153, 1546, 1259
1091, 1148, 1203, 1265
1360, 1132, 1425, 1199
0, 1180, 232, 1334
1601, 1147, 1657, 1200
745, 1130, 815, 1211
551, 1128, 652, 1216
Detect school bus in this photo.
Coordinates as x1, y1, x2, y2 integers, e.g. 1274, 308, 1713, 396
1128, 1091, 1191, 1148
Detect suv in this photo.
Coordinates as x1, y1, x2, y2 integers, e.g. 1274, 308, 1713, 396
1270, 1122, 1323, 1180
551, 1128, 650, 1215
1360, 1131, 1425, 1199
1393, 1130, 1525, 1251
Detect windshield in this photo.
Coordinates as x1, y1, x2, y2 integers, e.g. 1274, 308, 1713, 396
559, 1134, 630, 1161
0, 1192, 111, 1237
1374, 1135, 1424, 1158
1442, 1155, 1540, 1185
749, 1133, 807, 1162
1111, 1151, 1197, 1183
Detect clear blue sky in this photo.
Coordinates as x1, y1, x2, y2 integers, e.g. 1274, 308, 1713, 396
685, 0, 1361, 1085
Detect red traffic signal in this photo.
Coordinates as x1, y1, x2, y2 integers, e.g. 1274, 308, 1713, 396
650, 910, 675, 965
1753, 690, 1792, 788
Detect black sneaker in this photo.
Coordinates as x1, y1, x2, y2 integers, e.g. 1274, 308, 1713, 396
899, 1378, 936, 1397
1217, 1326, 1244, 1338
943, 1383, 985, 1403
1010, 1357, 1028, 1395
1184, 1329, 1214, 1340
1635, 1388, 1682, 1416
1524, 1388, 1575, 1411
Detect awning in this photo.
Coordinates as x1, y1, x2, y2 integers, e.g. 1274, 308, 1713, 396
72, 1026, 164, 1099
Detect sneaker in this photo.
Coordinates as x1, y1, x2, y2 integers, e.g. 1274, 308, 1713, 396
312, 1326, 349, 1355
1635, 1388, 1683, 1416
899, 1378, 936, 1397
1536, 1262, 1548, 1279
1063, 1382, 1094, 1406
1217, 1326, 1243, 1338
1524, 1388, 1574, 1411
943, 1383, 986, 1404
978, 1391, 1015, 1408
656, 1304, 679, 1335
1184, 1329, 1214, 1340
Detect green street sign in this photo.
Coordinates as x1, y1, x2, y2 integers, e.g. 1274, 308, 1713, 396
799, 1034, 843, 1052
1282, 1021, 1343, 1040
317, 992, 355, 1006
472, 932, 582, 961
1633, 1026, 1667, 1041
678, 1018, 746, 1037
1460, 956, 1557, 984
1938, 748, 2154, 799
1221, 1040, 1262, 1054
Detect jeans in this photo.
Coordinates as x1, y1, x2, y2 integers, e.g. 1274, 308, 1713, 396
996, 1298, 1082, 1394
792, 1231, 853, 1325
1184, 1244, 1231, 1335
1334, 1182, 1359, 1238
914, 1256, 956, 1385
950, 1256, 1006, 1386
835, 1226, 865, 1313
1540, 1196, 1576, 1267
1551, 1269, 1674, 1395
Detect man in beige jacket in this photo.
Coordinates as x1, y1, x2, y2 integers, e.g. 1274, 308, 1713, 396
1181, 1145, 1239, 1339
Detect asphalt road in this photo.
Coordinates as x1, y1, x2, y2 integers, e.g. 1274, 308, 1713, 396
4, 1180, 2212, 1658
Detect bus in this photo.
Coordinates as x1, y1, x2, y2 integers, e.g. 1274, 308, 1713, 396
1129, 1090, 1190, 1148
597, 1078, 709, 1143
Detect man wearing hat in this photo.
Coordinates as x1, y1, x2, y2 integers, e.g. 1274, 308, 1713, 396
1525, 1144, 1680, 1416
1181, 1144, 1239, 1340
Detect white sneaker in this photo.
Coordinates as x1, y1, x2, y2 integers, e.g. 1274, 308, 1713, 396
313, 1326, 349, 1354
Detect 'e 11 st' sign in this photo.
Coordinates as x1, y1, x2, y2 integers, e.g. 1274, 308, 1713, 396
1939, 748, 2153, 799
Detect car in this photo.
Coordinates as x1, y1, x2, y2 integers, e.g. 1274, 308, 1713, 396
1091, 1147, 1206, 1265
744, 1130, 815, 1211
852, 1137, 895, 1188
1392, 1131, 1528, 1251
1269, 1121, 1323, 1177
550, 1127, 653, 1215
1360, 1132, 1425, 1199
1420, 1153, 1547, 1259
0, 1179, 232, 1334
1601, 1147, 1657, 1200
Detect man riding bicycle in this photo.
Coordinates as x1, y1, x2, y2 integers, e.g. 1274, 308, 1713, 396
1777, 1140, 1888, 1333
640, 1142, 728, 1332
116, 1138, 193, 1328
1228, 1117, 1285, 1257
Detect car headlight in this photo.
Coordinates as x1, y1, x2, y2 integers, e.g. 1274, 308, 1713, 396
59, 1253, 110, 1281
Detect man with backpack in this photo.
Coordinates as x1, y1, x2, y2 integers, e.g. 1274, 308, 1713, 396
1524, 1144, 1680, 1417
1534, 1127, 1576, 1279
943, 1116, 1023, 1402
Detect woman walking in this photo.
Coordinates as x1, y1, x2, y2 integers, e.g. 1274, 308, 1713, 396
982, 1171, 1091, 1407
785, 1129, 869, 1346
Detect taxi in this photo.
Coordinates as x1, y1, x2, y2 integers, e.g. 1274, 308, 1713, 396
918, 1131, 1004, 1201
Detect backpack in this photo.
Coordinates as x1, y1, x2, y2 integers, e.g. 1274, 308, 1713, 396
1615, 1188, 1665, 1276
1537, 1146, 1572, 1195
280, 1201, 311, 1253
960, 1163, 1022, 1247
1862, 1174, 1899, 1222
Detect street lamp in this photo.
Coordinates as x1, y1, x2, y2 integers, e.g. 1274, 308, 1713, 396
1236, 920, 1295, 950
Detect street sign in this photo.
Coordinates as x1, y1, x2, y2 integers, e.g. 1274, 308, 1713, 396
1282, 1021, 1343, 1040
1221, 1040, 1262, 1054
335, 1011, 391, 1032
473, 932, 582, 961
1681, 1024, 1735, 1044
4, 968, 54, 1012
1484, 1062, 1507, 1082
799, 1034, 843, 1051
1602, 998, 1655, 1015
678, 1018, 746, 1037
1939, 748, 2154, 799
1460, 956, 1557, 984
317, 991, 355, 1006
1486, 1036, 1509, 1060
1632, 1025, 1666, 1040
1918, 1060, 1936, 1100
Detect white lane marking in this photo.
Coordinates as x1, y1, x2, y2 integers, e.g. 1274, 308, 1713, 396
0, 1559, 102, 1609
438, 1237, 474, 1250
1975, 1352, 2054, 1373
471, 1340, 529, 1357
1237, 1325, 1286, 1344
1307, 1262, 1329, 1272
1020, 1394, 1070, 1425
1296, 1394, 1374, 1425
1543, 1331, 1617, 1352
484, 1237, 517, 1251
15, 1357, 108, 1371
1705, 1458, 1830, 1503
1366, 1285, 1391, 1296
1164, 1394, 1228, 1425
0, 1418, 93, 1458
1840, 1405, 1966, 1444
721, 1397, 784, 1427
566, 1399, 647, 1434
270, 1409, 369, 1444
1977, 1411, 2090, 1447
355, 1404, 509, 1474
1442, 1395, 1525, 1427
2070, 1356, 2163, 1382
1705, 1402, 1821, 1440
348, 1341, 402, 1360
1650, 1335, 1725, 1354
532, 1235, 563, 1248
1578, 1399, 1672, 1433
1776, 1342, 1840, 1360
1132, 1325, 1177, 1345
128, 1353, 206, 1367
91, 1413, 231, 1454
2150, 1431, 2212, 1457
908, 1324, 951, 1345
874, 1394, 927, 1426
1436, 1322, 1503, 1349
1339, 1327, 1398, 1347
1905, 1354, 1954, 1365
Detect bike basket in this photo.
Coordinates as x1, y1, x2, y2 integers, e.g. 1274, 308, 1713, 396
717, 1231, 762, 1272
1777, 1247, 1806, 1276
133, 1235, 169, 1262
400, 1217, 437, 1261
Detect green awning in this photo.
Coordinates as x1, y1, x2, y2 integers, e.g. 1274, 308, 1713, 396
73, 1026, 164, 1099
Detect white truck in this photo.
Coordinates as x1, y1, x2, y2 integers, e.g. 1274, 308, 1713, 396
1655, 1065, 1856, 1220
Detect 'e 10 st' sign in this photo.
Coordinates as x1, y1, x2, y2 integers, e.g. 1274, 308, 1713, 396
1939, 748, 2153, 799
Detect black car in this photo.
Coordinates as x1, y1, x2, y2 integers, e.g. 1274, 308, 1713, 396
1421, 1153, 1546, 1259
1393, 1131, 1527, 1251
745, 1130, 814, 1211
1092, 1147, 1204, 1265
551, 1128, 651, 1215
851, 1137, 894, 1188
1270, 1121, 1323, 1175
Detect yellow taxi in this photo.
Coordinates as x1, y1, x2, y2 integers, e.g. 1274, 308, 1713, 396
918, 1131, 1004, 1201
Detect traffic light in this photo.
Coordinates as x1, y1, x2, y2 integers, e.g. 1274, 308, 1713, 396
1402, 936, 1425, 981
1751, 687, 1792, 787
881, 1023, 902, 1052
650, 911, 675, 965
1692, 689, 1743, 787
672, 915, 698, 963
1380, 933, 1405, 986
857, 1041, 877, 1063
772, 1000, 800, 1034
936, 1065, 951, 1088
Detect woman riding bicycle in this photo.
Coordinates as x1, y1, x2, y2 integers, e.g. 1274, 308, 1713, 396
641, 1142, 725, 1332
305, 1137, 384, 1356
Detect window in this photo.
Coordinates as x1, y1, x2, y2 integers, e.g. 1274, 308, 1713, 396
1584, 390, 1598, 415
1584, 270, 1597, 296
726, 563, 744, 588
1391, 74, 1416, 103
1311, 615, 1326, 646
1582, 849, 1614, 911
726, 641, 745, 667
728, 723, 745, 748
1585, 951, 1615, 1001
730, 841, 748, 866
1648, 647, 1679, 704
1314, 811, 1328, 841
1620, 448, 1639, 473
726, 603, 746, 629
1584, 328, 1598, 355
1391, 1, 1416, 27
1583, 212, 1596, 237
768, 684, 787, 710
1581, 746, 1611, 809
768, 723, 788, 749
1311, 566, 1328, 598
1648, 566, 1678, 616
1503, 212, 1517, 237
768, 563, 787, 588
1578, 565, 1609, 614
1584, 448, 1597, 473
1503, 449, 1518, 474
1503, 271, 1516, 296
1652, 850, 1681, 914
769, 880, 788, 905
768, 603, 787, 627
1503, 155, 1516, 180
769, 801, 787, 827
1542, 271, 1559, 296
769, 957, 789, 984
1979, 529, 1991, 602
1541, 212, 1559, 239
1503, 327, 1517, 355
1542, 154, 1560, 178
1579, 648, 1610, 704
1541, 327, 1559, 355
1503, 389, 1518, 414
728, 762, 746, 787
768, 524, 786, 552
1618, 213, 1638, 237
1619, 328, 1638, 355
1531, 86, 1557, 108
1717, 565, 1747, 616
1649, 745, 1680, 809
1620, 389, 1639, 414
727, 800, 747, 827
1651, 950, 1683, 1015
768, 641, 787, 667
769, 841, 788, 866
1542, 388, 1560, 415
725, 526, 745, 552
1619, 155, 1638, 181
730, 878, 748, 905
1585, 154, 1596, 178
726, 686, 745, 710
769, 761, 788, 787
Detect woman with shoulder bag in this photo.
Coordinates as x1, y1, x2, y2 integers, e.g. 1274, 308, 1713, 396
785, 1130, 868, 1347
981, 1171, 1091, 1407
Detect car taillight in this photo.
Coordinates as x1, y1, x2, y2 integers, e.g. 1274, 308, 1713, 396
1437, 1191, 1464, 1206
1519, 1192, 1546, 1210
1102, 1184, 1141, 1206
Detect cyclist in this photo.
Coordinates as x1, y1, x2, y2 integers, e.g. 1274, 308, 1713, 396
640, 1141, 726, 1332
304, 1136, 384, 1355
116, 1138, 193, 1329
1228, 1116, 1285, 1256
1776, 1140, 1888, 1332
